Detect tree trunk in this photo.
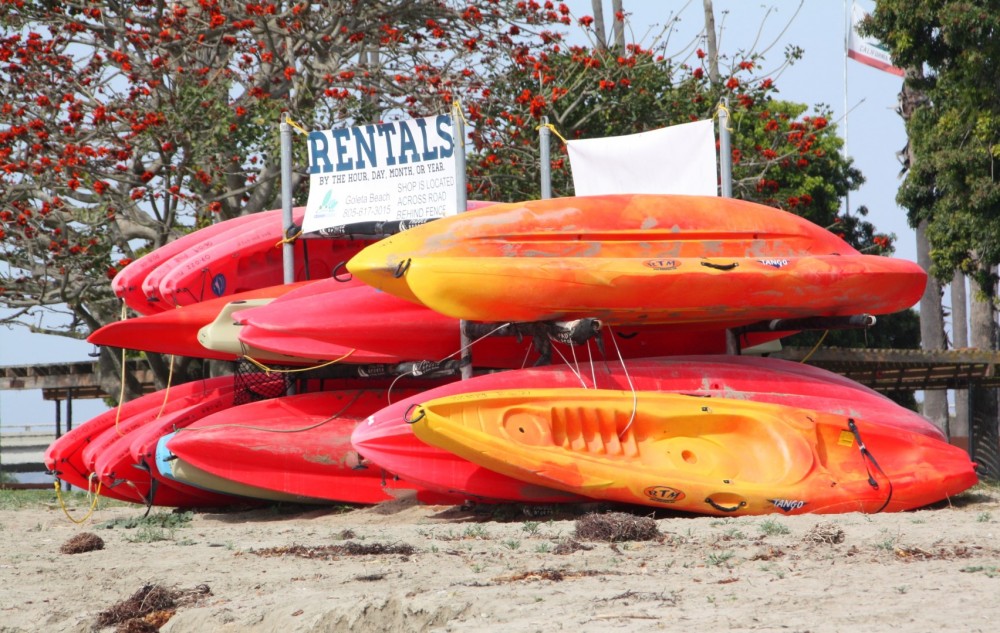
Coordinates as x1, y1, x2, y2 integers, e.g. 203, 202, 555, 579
951, 271, 970, 448
590, 0, 607, 50
611, 0, 625, 49
898, 74, 948, 433
915, 223, 950, 434
702, 0, 720, 86
969, 270, 999, 477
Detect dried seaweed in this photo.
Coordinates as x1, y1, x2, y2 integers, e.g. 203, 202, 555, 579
574, 512, 660, 542
252, 541, 415, 559
553, 539, 595, 555
93, 584, 210, 632
60, 532, 104, 554
804, 522, 845, 545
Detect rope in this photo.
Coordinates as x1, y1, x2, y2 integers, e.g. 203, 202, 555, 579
153, 354, 176, 418
800, 330, 829, 363
536, 122, 569, 144
176, 390, 366, 435
240, 350, 356, 374
275, 227, 303, 247
607, 326, 638, 440
716, 102, 735, 132
54, 477, 102, 524
451, 98, 469, 128
441, 322, 511, 363
284, 115, 310, 136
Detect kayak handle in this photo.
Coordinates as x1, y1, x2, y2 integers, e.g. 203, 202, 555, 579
394, 258, 412, 278
332, 261, 353, 282
403, 404, 425, 425
700, 261, 739, 271
704, 496, 747, 513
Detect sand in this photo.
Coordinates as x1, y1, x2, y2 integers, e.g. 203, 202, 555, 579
1, 487, 999, 633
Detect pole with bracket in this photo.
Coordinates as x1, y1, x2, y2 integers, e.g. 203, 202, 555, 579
280, 118, 296, 285
718, 99, 738, 353
539, 116, 552, 199
453, 102, 473, 380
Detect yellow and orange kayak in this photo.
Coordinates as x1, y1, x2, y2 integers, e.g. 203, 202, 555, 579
347, 194, 926, 325
408, 388, 977, 516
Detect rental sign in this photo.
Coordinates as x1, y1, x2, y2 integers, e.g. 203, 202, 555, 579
302, 114, 458, 234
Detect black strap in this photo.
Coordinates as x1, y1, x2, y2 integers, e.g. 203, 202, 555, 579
847, 418, 894, 513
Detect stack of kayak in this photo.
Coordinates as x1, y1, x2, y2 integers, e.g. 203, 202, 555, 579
46, 194, 977, 516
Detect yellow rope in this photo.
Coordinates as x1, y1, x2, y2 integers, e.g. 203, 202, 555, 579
240, 349, 357, 374
275, 227, 302, 247
536, 122, 568, 144
451, 99, 469, 127
177, 390, 366, 435
54, 477, 102, 525
284, 115, 309, 136
716, 102, 735, 132
800, 330, 829, 363
152, 353, 176, 419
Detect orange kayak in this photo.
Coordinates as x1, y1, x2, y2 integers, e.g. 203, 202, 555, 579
408, 388, 977, 515
347, 194, 926, 325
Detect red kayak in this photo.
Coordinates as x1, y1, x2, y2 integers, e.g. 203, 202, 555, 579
115, 210, 280, 315
88, 282, 317, 360
234, 276, 788, 367
165, 389, 465, 505
44, 375, 239, 501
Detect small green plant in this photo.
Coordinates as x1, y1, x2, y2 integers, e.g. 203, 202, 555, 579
723, 527, 746, 540
97, 511, 193, 531
894, 585, 909, 594
758, 518, 790, 536
522, 521, 541, 536
961, 565, 1000, 578
124, 524, 173, 543
706, 550, 735, 566
502, 539, 521, 550
874, 529, 899, 552
462, 525, 489, 539
534, 542, 551, 553
976, 511, 992, 523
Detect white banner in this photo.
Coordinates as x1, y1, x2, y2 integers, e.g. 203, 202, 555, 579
566, 119, 718, 197
303, 114, 458, 234
847, 1, 904, 77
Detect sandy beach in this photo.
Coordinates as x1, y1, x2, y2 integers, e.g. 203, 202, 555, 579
1, 485, 999, 633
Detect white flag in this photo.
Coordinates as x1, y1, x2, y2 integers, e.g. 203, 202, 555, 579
847, 1, 904, 76
566, 119, 717, 197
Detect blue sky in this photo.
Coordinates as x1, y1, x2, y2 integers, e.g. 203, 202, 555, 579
0, 1, 921, 428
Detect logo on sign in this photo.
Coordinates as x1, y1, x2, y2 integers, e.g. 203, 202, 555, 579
758, 258, 789, 269
644, 486, 686, 503
211, 273, 227, 297
644, 259, 680, 271
768, 498, 807, 512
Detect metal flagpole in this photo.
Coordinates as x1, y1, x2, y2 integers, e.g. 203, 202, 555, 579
843, 0, 851, 217
718, 99, 733, 198
718, 99, 737, 354
453, 102, 473, 380
280, 118, 295, 285
539, 116, 552, 199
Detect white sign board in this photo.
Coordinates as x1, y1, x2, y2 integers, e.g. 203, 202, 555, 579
566, 119, 718, 197
303, 114, 458, 234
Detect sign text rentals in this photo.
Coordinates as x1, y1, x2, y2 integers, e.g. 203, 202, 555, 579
303, 114, 457, 233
